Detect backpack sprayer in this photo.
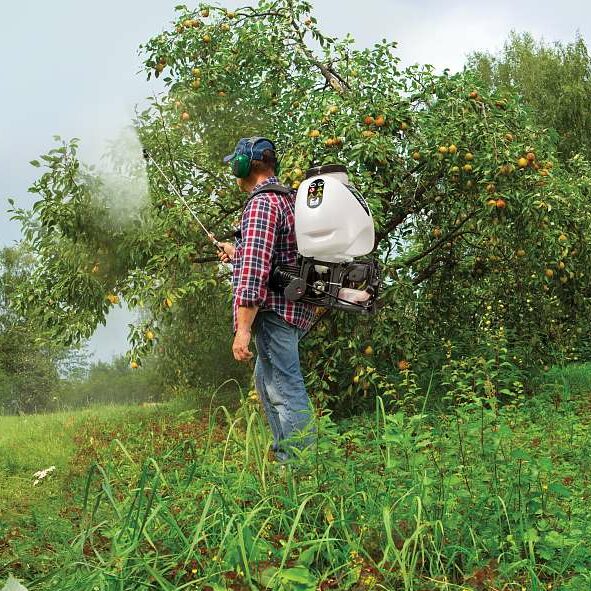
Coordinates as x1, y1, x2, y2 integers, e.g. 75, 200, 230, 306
268, 164, 380, 314
145, 139, 380, 315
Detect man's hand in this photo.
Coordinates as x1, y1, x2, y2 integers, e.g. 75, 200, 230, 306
233, 328, 253, 361
217, 242, 236, 264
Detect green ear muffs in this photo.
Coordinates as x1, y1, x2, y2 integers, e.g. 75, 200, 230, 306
232, 153, 252, 178
231, 137, 280, 178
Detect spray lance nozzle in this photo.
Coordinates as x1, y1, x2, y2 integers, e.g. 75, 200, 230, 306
142, 147, 222, 251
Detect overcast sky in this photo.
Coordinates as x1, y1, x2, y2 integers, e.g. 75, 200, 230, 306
1, 0, 589, 361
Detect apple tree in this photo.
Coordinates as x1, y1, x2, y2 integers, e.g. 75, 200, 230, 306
11, 0, 591, 407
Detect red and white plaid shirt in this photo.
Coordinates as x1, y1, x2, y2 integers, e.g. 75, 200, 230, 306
232, 176, 316, 333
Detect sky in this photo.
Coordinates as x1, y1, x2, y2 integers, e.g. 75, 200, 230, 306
1, 0, 589, 362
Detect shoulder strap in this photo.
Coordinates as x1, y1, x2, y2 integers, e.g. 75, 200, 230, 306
249, 183, 293, 200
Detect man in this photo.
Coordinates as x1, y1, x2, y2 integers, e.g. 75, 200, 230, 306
217, 137, 316, 462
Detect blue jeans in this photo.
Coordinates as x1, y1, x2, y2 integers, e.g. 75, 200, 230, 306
253, 311, 314, 461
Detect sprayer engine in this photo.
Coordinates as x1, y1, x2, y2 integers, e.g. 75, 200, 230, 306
271, 164, 380, 314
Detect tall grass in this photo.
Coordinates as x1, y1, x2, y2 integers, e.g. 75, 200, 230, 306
2, 367, 591, 590
20, 386, 590, 591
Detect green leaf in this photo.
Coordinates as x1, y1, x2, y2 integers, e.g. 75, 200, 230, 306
523, 527, 539, 543
281, 565, 317, 586
548, 482, 572, 498
296, 546, 317, 567
544, 530, 566, 548
259, 567, 278, 587
511, 448, 531, 461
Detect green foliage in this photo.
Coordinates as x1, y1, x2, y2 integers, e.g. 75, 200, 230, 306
0, 403, 178, 581
0, 247, 64, 413
8, 2, 591, 410
468, 31, 591, 161
3, 368, 590, 590
57, 356, 162, 409
151, 281, 250, 394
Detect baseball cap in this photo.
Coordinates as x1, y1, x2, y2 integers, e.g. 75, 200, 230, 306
223, 137, 276, 164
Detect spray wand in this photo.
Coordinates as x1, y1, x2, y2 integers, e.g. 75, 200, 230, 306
143, 148, 222, 251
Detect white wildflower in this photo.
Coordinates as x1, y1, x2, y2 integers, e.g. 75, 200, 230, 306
1, 575, 29, 591
32, 465, 56, 486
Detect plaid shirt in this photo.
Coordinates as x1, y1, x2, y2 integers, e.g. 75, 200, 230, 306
232, 176, 316, 333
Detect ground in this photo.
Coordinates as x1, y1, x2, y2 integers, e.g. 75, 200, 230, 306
1, 367, 590, 590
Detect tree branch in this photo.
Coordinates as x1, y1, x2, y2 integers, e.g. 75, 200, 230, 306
288, 15, 350, 93
394, 211, 478, 270
412, 256, 448, 285
374, 180, 430, 246
189, 256, 220, 264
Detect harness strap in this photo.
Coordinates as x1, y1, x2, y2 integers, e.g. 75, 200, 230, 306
249, 183, 293, 199
234, 183, 294, 240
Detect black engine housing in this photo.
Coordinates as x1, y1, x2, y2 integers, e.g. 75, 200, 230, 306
270, 256, 380, 314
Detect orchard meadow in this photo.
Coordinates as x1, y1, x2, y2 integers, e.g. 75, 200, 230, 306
2, 1, 591, 590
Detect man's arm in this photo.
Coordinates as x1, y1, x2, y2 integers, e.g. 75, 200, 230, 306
216, 242, 236, 263
232, 305, 258, 361
232, 196, 279, 361
235, 195, 278, 309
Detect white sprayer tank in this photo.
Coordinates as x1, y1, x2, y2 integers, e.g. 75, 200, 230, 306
295, 165, 375, 263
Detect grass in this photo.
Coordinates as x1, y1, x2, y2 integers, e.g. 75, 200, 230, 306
0, 402, 193, 582
0, 366, 590, 590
